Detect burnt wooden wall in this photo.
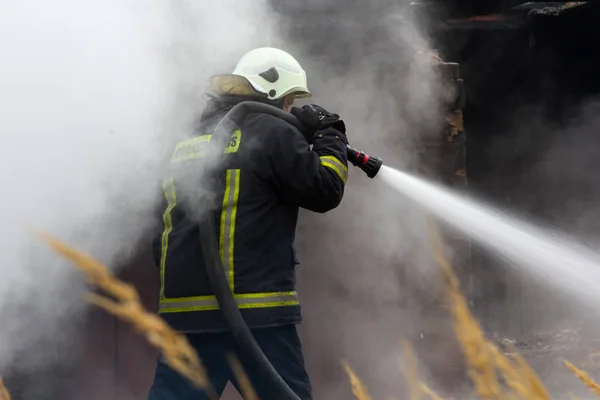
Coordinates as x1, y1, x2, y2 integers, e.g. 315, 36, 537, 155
430, 1, 600, 338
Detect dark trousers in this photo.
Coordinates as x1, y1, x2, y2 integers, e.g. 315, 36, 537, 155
147, 325, 313, 400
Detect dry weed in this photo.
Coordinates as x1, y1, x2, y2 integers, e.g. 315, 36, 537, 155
420, 383, 444, 400
400, 338, 444, 400
429, 223, 550, 400
343, 360, 373, 400
227, 353, 259, 400
31, 227, 599, 400
34, 230, 217, 399
0, 377, 11, 400
510, 351, 550, 399
429, 225, 502, 399
564, 360, 600, 396
401, 340, 424, 400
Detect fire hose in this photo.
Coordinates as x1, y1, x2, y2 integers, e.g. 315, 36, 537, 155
198, 101, 382, 399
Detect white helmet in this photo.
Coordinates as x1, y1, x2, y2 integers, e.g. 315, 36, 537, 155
210, 47, 311, 101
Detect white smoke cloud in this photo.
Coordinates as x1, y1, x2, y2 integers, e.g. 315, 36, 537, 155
275, 2, 451, 397
0, 0, 278, 390
0, 1, 457, 398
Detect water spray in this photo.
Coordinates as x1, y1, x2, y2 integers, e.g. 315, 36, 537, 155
379, 165, 600, 309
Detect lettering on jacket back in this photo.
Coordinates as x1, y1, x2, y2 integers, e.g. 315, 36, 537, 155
171, 130, 242, 164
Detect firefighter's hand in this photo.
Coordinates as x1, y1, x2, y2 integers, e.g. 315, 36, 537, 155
291, 104, 346, 141
312, 126, 349, 145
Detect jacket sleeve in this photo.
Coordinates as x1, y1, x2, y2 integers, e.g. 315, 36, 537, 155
266, 121, 349, 213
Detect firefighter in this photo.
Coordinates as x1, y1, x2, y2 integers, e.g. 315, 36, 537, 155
147, 47, 349, 400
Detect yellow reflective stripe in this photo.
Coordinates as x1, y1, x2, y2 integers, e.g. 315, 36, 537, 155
223, 130, 242, 153
158, 291, 299, 313
171, 130, 243, 163
320, 155, 348, 174
229, 171, 240, 289
171, 134, 212, 163
319, 155, 348, 183
161, 291, 297, 302
219, 169, 241, 291
159, 178, 177, 299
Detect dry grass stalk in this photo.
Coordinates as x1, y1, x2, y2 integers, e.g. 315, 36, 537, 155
489, 345, 528, 397
343, 360, 373, 400
564, 359, 600, 396
401, 340, 423, 400
0, 377, 11, 400
489, 344, 549, 400
401, 339, 446, 400
428, 225, 501, 399
428, 222, 551, 400
509, 351, 550, 399
34, 230, 216, 399
420, 382, 444, 400
227, 353, 259, 400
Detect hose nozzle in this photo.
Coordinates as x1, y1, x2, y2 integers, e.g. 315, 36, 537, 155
346, 145, 383, 178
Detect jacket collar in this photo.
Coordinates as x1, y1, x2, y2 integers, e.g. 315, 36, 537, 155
199, 94, 284, 123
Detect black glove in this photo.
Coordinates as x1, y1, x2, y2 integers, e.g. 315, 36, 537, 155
291, 104, 347, 143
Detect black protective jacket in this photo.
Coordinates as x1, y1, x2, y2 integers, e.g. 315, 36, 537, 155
152, 97, 348, 332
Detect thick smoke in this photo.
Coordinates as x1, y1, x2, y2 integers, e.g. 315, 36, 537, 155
0, 0, 457, 398
0, 0, 169, 376
271, 1, 454, 398
0, 0, 278, 396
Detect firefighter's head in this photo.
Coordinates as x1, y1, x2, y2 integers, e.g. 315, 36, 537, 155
209, 47, 311, 111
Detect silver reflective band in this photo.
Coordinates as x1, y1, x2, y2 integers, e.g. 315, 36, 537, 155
159, 292, 300, 313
